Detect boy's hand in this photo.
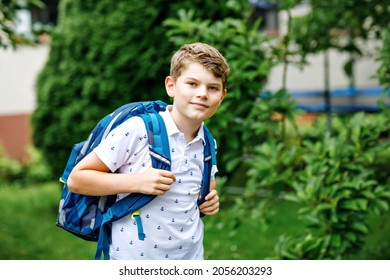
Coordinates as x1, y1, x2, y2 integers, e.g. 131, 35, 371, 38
199, 190, 219, 216
138, 167, 176, 195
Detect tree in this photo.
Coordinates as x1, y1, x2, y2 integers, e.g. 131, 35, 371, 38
0, 0, 44, 49
377, 28, 390, 90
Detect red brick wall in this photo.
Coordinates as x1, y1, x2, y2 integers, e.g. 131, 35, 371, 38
0, 114, 31, 161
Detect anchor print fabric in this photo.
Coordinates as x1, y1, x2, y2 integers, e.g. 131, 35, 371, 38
94, 106, 217, 259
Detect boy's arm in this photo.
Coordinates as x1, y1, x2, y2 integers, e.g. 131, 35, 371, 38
199, 180, 220, 216
67, 151, 176, 196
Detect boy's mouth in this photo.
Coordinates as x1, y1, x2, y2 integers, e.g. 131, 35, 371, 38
190, 102, 209, 108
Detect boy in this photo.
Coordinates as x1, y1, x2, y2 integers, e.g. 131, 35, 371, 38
67, 42, 230, 259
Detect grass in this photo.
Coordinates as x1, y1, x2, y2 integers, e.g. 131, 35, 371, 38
0, 182, 389, 260
350, 212, 390, 260
0, 182, 96, 260
203, 200, 305, 259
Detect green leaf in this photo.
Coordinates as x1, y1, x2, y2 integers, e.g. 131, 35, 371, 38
331, 234, 342, 248
380, 191, 390, 199
341, 200, 359, 211
341, 198, 368, 211
284, 193, 300, 203
350, 222, 369, 234
345, 232, 358, 242
302, 214, 320, 226
374, 199, 389, 212
356, 198, 368, 211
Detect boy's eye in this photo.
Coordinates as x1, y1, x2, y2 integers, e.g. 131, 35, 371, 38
187, 82, 197, 87
209, 86, 219, 91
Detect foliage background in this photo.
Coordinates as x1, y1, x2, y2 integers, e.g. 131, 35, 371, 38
30, 0, 249, 179
1, 0, 389, 260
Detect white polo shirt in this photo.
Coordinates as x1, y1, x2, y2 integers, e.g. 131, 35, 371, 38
94, 106, 216, 260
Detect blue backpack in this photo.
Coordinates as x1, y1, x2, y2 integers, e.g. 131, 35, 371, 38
56, 100, 216, 260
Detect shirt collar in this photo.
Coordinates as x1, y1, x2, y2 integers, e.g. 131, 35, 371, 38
160, 105, 206, 145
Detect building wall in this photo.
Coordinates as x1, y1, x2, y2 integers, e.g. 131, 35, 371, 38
0, 114, 31, 161
264, 4, 387, 112
265, 50, 382, 92
0, 45, 48, 115
0, 45, 49, 160
265, 5, 382, 91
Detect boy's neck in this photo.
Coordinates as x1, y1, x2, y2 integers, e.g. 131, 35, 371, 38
168, 108, 201, 143
181, 124, 201, 143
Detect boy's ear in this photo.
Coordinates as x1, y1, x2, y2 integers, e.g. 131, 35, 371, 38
165, 76, 175, 98
219, 89, 227, 104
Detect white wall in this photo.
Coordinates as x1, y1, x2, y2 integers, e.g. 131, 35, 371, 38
265, 50, 381, 92
0, 45, 49, 116
265, 4, 382, 92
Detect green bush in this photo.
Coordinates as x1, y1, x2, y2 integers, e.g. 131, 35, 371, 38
0, 145, 23, 184
32, 0, 170, 179
0, 145, 51, 186
243, 111, 390, 259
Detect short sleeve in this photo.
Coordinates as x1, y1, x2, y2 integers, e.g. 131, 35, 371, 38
93, 116, 148, 172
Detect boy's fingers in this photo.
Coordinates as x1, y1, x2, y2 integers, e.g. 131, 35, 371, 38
160, 170, 176, 182
199, 190, 219, 210
205, 189, 217, 200
200, 202, 220, 215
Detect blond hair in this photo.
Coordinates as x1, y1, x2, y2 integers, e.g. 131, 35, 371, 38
170, 42, 230, 89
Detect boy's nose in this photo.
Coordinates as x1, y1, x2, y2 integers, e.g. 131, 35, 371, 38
197, 86, 208, 99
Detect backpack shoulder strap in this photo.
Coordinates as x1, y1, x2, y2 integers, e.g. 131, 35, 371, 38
141, 112, 171, 169
198, 125, 216, 207
95, 109, 171, 260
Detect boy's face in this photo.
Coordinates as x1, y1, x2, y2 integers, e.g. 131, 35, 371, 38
165, 61, 226, 126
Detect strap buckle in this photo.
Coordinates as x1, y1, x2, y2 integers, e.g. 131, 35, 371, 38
131, 210, 146, 240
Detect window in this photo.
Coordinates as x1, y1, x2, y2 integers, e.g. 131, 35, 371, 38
30, 0, 59, 26
249, 0, 279, 35
14, 0, 58, 42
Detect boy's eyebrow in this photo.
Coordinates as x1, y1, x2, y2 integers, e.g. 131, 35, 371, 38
185, 77, 222, 87
207, 81, 223, 88
208, 83, 222, 88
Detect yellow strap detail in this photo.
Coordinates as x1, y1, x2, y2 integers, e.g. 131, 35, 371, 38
131, 209, 141, 220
